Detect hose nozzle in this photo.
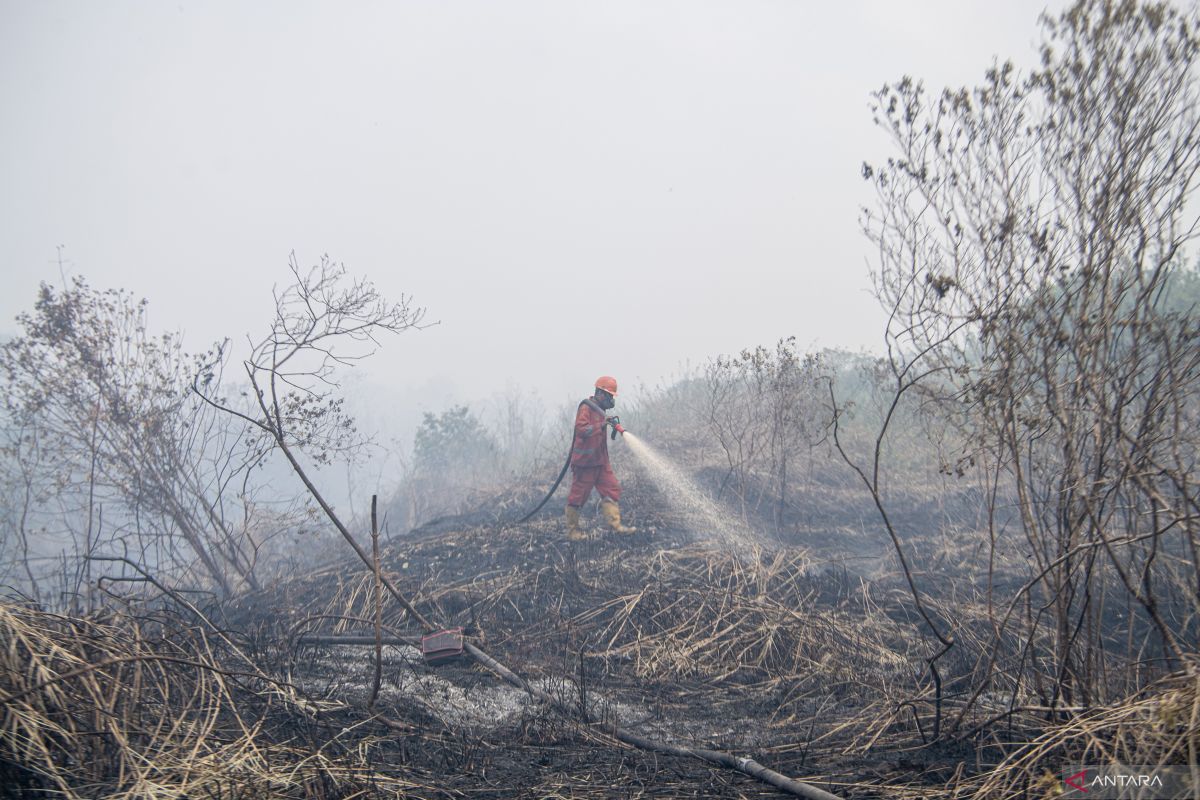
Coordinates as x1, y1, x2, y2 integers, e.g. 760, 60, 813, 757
607, 415, 626, 439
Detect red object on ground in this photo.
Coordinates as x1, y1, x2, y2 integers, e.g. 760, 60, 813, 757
420, 628, 465, 665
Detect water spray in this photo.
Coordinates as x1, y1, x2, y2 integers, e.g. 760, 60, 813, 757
620, 432, 762, 549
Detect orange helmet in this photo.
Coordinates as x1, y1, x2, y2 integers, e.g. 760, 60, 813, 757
594, 375, 618, 396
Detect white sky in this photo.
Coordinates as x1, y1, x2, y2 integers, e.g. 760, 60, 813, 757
1, 0, 1057, 425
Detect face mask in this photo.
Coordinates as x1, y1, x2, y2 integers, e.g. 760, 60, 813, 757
597, 392, 615, 410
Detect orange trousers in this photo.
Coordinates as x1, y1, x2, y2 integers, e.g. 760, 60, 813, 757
566, 463, 621, 507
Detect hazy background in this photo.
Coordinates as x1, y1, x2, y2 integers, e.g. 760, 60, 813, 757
2, 0, 1055, 435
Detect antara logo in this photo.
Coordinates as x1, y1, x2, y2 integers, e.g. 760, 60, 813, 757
1064, 768, 1166, 793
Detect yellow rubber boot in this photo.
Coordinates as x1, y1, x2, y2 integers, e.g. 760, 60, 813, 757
600, 500, 637, 534
565, 505, 586, 541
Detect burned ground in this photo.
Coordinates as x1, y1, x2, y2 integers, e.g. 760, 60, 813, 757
220, 481, 1009, 798
232, 515, 934, 799
0, 490, 940, 798
3, 484, 1195, 799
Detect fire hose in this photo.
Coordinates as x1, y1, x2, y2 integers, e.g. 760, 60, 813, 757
515, 400, 625, 524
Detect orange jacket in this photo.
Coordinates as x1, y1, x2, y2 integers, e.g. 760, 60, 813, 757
570, 399, 609, 467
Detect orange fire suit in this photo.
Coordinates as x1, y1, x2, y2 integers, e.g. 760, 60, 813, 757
567, 398, 621, 507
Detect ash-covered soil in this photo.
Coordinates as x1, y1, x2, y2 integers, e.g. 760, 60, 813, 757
224, 493, 976, 799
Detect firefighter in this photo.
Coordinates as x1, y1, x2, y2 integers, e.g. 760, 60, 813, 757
565, 376, 636, 540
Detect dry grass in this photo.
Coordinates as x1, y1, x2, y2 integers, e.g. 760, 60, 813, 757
0, 602, 438, 799
950, 663, 1200, 799
5, 520, 1197, 798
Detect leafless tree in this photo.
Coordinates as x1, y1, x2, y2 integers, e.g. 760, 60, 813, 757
849, 0, 1200, 737
705, 338, 829, 531
0, 279, 274, 601
195, 254, 427, 571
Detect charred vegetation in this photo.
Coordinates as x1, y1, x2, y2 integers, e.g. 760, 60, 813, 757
5, 1, 1200, 797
